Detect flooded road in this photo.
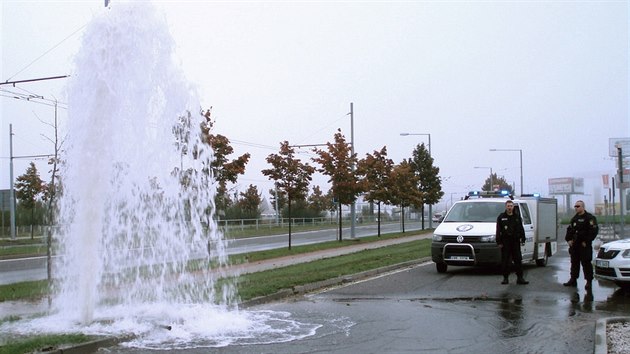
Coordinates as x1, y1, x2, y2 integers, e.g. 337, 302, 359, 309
103, 244, 630, 353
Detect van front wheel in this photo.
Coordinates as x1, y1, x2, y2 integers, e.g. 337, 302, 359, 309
436, 262, 448, 273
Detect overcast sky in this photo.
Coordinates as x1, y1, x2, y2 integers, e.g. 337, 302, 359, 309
1, 0, 628, 211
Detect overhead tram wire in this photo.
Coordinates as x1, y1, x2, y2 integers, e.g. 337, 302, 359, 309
198, 111, 351, 159
11, 85, 68, 108
229, 139, 277, 151
5, 21, 88, 83
294, 113, 348, 147
0, 89, 68, 110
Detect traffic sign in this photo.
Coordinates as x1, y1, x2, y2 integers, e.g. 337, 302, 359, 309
0, 190, 11, 212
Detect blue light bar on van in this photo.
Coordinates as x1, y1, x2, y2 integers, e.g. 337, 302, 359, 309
521, 193, 541, 198
467, 191, 510, 196
466, 190, 513, 199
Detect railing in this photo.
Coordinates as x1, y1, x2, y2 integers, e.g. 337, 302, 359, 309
0, 225, 48, 238
1, 214, 430, 238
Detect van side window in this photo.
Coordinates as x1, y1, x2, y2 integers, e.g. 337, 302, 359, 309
518, 204, 532, 225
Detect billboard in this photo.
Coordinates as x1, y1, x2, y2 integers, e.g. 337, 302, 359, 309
609, 137, 630, 157
548, 177, 584, 194
0, 190, 11, 212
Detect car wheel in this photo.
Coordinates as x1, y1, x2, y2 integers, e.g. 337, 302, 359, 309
436, 262, 447, 273
535, 252, 548, 267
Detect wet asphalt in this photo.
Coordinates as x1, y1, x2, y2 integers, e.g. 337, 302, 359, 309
101, 243, 630, 354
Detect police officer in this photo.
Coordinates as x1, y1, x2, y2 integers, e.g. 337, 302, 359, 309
496, 200, 529, 285
563, 200, 599, 290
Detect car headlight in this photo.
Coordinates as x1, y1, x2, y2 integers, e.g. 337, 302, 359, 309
480, 235, 496, 243
432, 234, 443, 242
622, 249, 630, 258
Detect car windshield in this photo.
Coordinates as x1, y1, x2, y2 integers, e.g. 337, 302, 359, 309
443, 202, 506, 223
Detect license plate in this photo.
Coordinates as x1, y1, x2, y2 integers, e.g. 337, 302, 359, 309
449, 256, 470, 260
596, 260, 609, 268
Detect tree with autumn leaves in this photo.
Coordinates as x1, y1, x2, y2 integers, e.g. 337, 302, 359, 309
200, 108, 251, 215
388, 160, 423, 233
312, 129, 363, 242
356, 146, 394, 236
262, 141, 315, 249
15, 162, 46, 238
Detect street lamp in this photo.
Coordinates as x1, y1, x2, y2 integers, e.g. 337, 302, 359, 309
400, 133, 431, 155
474, 166, 493, 191
449, 192, 459, 209
490, 148, 523, 196
400, 132, 432, 228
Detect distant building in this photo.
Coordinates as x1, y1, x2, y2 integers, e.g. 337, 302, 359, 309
259, 197, 277, 220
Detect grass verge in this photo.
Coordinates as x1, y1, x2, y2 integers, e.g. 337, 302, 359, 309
236, 238, 430, 301
0, 334, 96, 354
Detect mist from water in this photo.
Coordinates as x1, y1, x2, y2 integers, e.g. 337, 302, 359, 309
0, 2, 324, 349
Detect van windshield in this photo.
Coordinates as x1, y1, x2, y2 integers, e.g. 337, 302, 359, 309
443, 202, 506, 223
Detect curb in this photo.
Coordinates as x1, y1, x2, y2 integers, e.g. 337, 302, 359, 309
594, 316, 630, 354
44, 335, 133, 354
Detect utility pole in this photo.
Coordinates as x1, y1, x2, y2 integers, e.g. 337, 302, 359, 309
2, 75, 70, 239
350, 102, 356, 239
274, 187, 280, 226
617, 145, 625, 237
9, 124, 16, 239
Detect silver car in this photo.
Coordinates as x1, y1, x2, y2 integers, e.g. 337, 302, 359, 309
594, 239, 630, 289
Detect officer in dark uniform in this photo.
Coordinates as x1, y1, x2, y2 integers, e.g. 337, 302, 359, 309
496, 200, 529, 285
563, 200, 599, 290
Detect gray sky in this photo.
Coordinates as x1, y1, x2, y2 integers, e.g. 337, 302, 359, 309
1, 0, 628, 211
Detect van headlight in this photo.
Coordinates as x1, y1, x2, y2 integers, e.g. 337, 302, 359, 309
480, 235, 496, 243
432, 234, 443, 242
622, 249, 630, 258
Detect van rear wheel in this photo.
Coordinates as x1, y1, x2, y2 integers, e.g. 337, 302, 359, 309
436, 262, 447, 273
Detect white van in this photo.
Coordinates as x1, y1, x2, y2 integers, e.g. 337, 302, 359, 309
431, 191, 558, 273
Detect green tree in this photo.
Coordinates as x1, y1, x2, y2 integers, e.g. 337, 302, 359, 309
15, 162, 45, 238
389, 160, 422, 233
307, 185, 332, 217
357, 146, 394, 236
262, 141, 315, 249
312, 129, 363, 242
237, 184, 262, 219
482, 173, 514, 193
324, 188, 338, 221
408, 143, 443, 229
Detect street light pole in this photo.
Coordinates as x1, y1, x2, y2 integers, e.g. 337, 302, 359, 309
9, 124, 16, 239
449, 192, 459, 209
490, 148, 523, 196
400, 132, 432, 228
350, 102, 356, 239
474, 166, 493, 191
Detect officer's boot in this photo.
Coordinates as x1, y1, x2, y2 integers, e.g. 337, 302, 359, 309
585, 280, 592, 290
517, 276, 529, 285
563, 278, 577, 287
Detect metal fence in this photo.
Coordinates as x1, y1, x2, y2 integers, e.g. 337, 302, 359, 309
1, 213, 430, 238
